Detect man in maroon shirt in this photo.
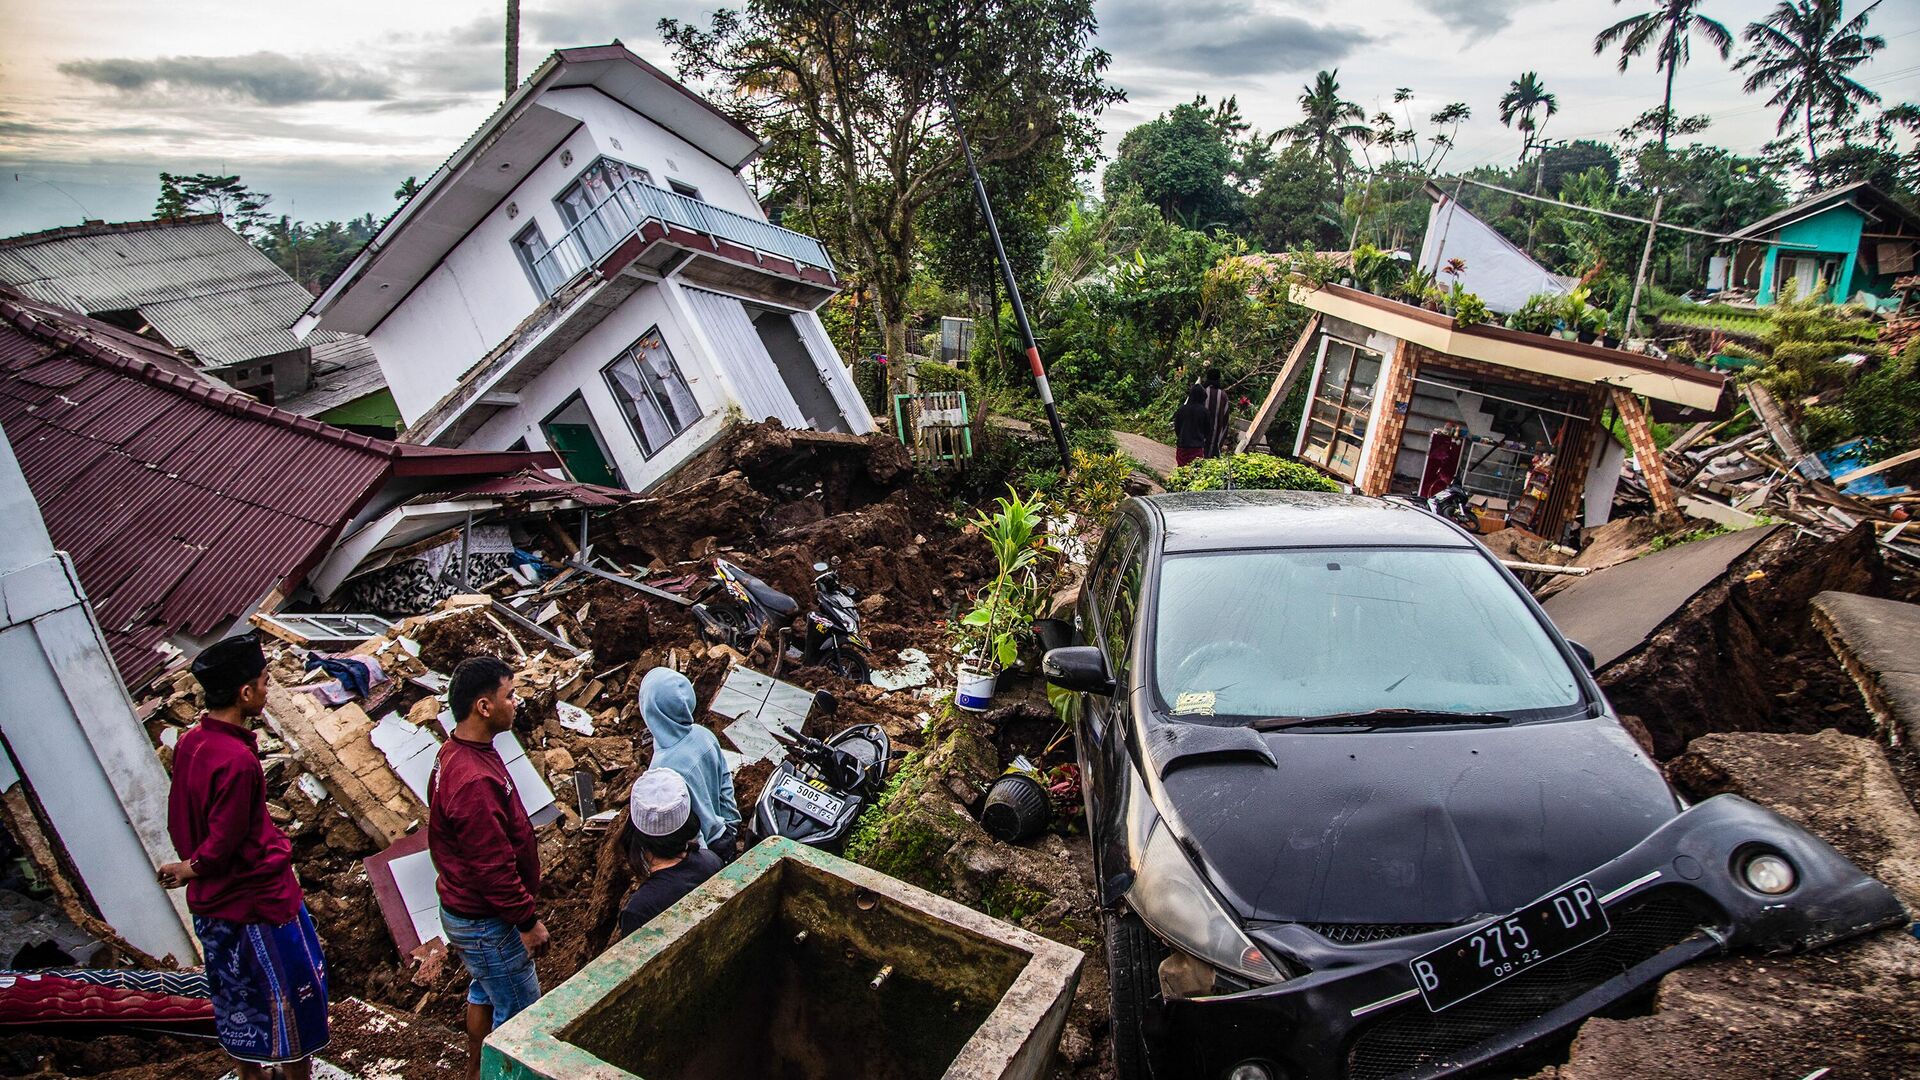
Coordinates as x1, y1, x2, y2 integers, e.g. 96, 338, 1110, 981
159, 634, 327, 1079
430, 654, 548, 1080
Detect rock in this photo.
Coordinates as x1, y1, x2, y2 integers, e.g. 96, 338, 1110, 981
407, 695, 443, 727
1669, 729, 1920, 910
571, 736, 634, 774
544, 746, 576, 773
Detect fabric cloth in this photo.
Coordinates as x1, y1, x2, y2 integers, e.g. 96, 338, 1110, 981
428, 736, 541, 930
1204, 383, 1231, 457
618, 848, 724, 938
1175, 447, 1205, 467
640, 668, 739, 849
167, 716, 302, 925
301, 653, 384, 700
439, 907, 541, 1030
629, 768, 692, 836
193, 905, 328, 1065
1173, 395, 1211, 452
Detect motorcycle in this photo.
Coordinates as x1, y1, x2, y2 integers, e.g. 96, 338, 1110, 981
752, 695, 891, 852
1426, 482, 1483, 533
690, 557, 873, 682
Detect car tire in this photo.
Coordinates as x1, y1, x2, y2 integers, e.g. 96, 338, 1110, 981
1105, 910, 1165, 1080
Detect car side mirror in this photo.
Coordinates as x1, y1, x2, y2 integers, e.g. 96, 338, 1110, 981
1568, 640, 1596, 672
1043, 646, 1115, 696
1031, 617, 1075, 654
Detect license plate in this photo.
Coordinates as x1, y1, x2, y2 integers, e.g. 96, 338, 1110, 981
1410, 879, 1609, 1012
773, 775, 846, 825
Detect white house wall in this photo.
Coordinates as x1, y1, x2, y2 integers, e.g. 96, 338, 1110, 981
0, 428, 198, 963
467, 281, 734, 492
541, 88, 766, 220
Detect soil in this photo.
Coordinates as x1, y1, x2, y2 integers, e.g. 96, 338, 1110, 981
1599, 523, 1889, 760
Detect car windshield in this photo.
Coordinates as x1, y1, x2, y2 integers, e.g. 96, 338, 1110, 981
1152, 547, 1582, 723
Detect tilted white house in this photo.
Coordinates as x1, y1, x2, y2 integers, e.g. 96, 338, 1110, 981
296, 43, 871, 491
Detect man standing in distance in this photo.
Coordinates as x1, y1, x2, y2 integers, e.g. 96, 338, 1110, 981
431, 655, 548, 1080
160, 634, 328, 1080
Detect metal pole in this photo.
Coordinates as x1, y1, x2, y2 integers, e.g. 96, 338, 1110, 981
948, 97, 1073, 473
461, 510, 473, 590
1626, 188, 1664, 340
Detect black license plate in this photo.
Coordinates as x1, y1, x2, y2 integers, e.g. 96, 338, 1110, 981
1410, 879, 1609, 1012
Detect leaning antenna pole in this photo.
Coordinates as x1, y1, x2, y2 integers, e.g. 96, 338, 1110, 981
947, 95, 1073, 474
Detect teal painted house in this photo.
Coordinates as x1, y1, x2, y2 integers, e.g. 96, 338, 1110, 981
1729, 182, 1920, 306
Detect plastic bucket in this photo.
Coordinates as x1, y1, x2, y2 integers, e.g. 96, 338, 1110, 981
955, 662, 997, 712
980, 773, 1051, 843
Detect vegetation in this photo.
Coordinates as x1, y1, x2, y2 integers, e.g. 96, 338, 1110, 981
957, 489, 1060, 668
1164, 454, 1340, 493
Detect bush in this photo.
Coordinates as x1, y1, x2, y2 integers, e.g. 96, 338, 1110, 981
1843, 340, 1920, 448
1061, 449, 1131, 520
1165, 453, 1339, 493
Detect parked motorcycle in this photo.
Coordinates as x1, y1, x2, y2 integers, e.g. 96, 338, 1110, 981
753, 696, 891, 852
690, 557, 873, 682
1426, 482, 1483, 533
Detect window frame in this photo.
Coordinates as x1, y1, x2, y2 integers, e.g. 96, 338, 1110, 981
600, 325, 703, 460
511, 222, 557, 299
667, 178, 704, 201
553, 155, 654, 226
1296, 334, 1383, 482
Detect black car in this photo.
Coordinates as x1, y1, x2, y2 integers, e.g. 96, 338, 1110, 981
1043, 490, 1905, 1080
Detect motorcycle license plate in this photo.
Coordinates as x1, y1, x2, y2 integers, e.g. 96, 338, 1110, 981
1409, 879, 1609, 1012
773, 775, 846, 826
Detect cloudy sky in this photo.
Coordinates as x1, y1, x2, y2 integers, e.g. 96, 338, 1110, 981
2, 0, 1917, 235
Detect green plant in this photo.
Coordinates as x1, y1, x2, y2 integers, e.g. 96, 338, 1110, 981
1394, 266, 1437, 305
1165, 453, 1340, 492
1061, 448, 1130, 520
1649, 524, 1732, 551
1348, 243, 1403, 295
1560, 286, 1603, 335
1507, 293, 1561, 334
1452, 289, 1491, 326
1842, 339, 1920, 447
957, 488, 1059, 668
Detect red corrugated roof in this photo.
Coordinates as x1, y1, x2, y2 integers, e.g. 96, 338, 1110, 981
441, 469, 636, 506
0, 290, 557, 687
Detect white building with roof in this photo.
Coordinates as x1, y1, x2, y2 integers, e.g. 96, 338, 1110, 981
295, 43, 872, 492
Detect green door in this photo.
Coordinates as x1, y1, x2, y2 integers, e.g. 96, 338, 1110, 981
542, 393, 621, 487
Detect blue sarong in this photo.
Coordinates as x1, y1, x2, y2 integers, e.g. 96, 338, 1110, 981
193, 905, 329, 1064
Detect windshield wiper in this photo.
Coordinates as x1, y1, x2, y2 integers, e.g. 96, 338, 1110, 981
1252, 709, 1514, 732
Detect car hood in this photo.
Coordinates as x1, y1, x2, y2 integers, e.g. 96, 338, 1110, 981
1153, 715, 1682, 926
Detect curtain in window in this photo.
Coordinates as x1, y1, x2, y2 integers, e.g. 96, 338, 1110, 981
605, 329, 704, 457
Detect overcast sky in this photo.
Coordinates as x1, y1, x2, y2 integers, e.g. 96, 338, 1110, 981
3, 0, 1917, 235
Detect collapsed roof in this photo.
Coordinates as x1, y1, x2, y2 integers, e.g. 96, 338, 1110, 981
0, 289, 560, 686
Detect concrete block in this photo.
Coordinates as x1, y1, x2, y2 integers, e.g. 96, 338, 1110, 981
484, 836, 1083, 1080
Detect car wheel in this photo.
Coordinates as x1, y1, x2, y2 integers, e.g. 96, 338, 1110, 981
1105, 910, 1166, 1080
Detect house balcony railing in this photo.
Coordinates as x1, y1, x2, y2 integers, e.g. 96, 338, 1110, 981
530, 179, 834, 297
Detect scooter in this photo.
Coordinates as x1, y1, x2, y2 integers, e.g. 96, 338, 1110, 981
690, 557, 873, 682
1427, 482, 1483, 533
753, 697, 891, 852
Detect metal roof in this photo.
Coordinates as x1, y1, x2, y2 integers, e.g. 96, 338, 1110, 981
1729, 181, 1920, 242
0, 291, 555, 687
280, 335, 388, 417
0, 216, 320, 366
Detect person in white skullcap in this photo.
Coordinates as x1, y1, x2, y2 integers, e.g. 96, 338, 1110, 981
616, 768, 725, 939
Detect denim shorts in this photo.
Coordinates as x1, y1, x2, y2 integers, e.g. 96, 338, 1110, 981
439, 907, 542, 1028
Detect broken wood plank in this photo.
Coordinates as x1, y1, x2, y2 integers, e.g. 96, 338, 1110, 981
1742, 383, 1829, 480
566, 556, 695, 607
1610, 387, 1681, 522
1501, 560, 1591, 576
488, 599, 581, 656
1238, 312, 1323, 454
1833, 446, 1920, 487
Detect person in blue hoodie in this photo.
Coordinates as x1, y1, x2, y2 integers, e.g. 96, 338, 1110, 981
639, 667, 740, 860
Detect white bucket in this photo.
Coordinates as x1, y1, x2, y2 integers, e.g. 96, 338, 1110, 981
955, 662, 998, 712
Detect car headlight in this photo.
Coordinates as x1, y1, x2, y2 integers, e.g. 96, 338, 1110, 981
1129, 821, 1282, 985
1741, 851, 1797, 895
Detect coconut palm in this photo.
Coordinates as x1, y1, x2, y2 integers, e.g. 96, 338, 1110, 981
1499, 73, 1560, 162
1594, 0, 1735, 150
1284, 70, 1371, 178
1737, 0, 1885, 169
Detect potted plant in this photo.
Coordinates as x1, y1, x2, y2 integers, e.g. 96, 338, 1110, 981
1451, 288, 1490, 326
1560, 287, 1602, 344
1508, 293, 1559, 336
955, 489, 1056, 711
1600, 320, 1621, 349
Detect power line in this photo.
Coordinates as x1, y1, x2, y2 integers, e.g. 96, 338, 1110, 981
1438, 174, 1820, 248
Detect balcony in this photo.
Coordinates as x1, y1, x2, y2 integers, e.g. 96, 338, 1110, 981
530, 178, 836, 300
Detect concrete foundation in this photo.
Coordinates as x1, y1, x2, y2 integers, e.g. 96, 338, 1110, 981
485, 836, 1083, 1080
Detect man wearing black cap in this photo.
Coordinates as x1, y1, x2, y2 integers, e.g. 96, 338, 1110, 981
159, 634, 327, 1080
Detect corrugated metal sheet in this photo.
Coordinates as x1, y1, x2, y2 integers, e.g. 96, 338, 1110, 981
0, 293, 552, 688
0, 218, 320, 366
280, 335, 388, 416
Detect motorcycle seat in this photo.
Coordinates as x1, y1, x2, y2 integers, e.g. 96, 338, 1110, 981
733, 567, 799, 618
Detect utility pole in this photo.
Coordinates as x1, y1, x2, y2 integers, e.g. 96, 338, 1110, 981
949, 96, 1072, 472
505, 0, 520, 98
1625, 187, 1664, 340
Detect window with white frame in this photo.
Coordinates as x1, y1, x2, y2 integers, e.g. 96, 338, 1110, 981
603, 326, 702, 457
1297, 336, 1383, 481
555, 158, 653, 263
512, 223, 563, 298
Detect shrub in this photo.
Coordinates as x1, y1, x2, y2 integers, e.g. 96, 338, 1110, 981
1165, 453, 1339, 493
1843, 340, 1920, 447
1061, 449, 1131, 520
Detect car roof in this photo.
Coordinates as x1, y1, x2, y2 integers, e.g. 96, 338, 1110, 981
1139, 489, 1480, 553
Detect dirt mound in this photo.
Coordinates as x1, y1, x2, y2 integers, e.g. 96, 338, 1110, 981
1600, 524, 1889, 759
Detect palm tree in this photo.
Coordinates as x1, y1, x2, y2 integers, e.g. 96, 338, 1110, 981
1737, 0, 1885, 170
1284, 70, 1371, 178
1594, 0, 1735, 150
1499, 73, 1559, 162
